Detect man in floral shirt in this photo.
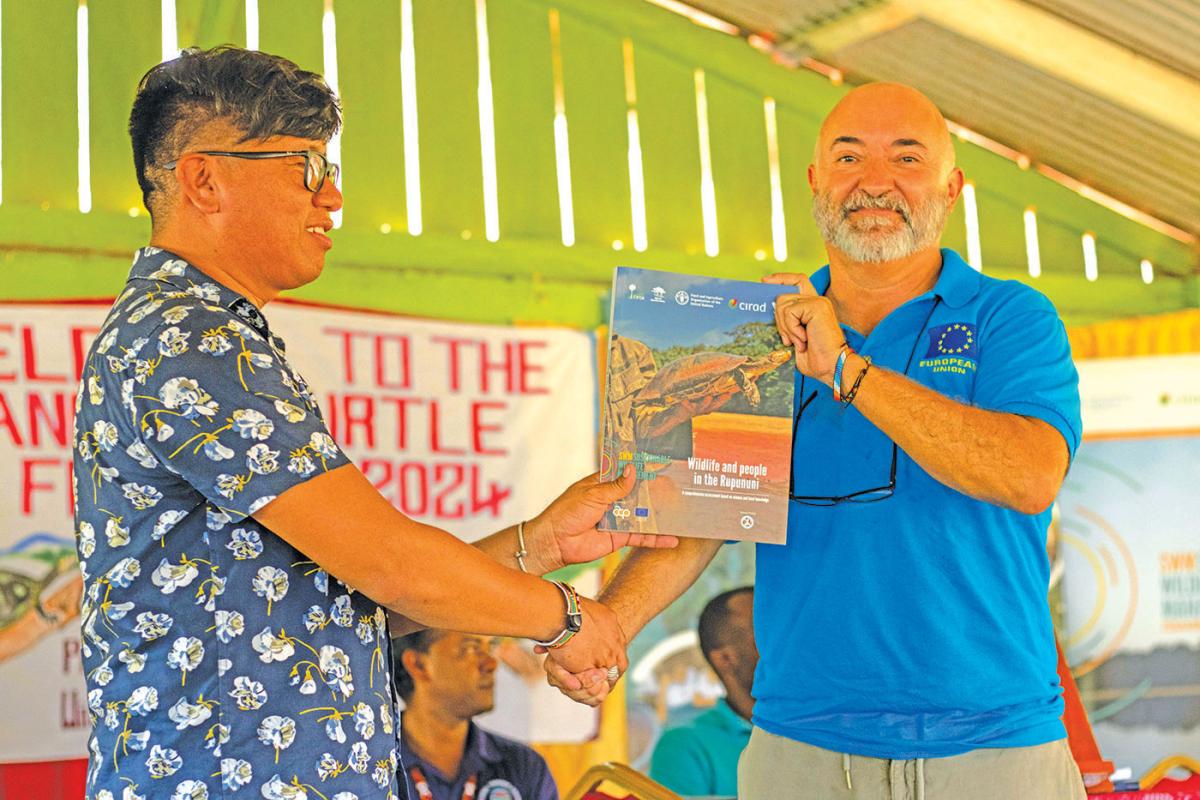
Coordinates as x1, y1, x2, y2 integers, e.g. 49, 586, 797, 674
74, 47, 659, 800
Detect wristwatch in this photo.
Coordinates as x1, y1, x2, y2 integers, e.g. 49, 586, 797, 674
533, 580, 582, 649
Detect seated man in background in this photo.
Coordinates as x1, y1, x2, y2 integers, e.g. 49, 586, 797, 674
650, 586, 756, 797
396, 629, 559, 800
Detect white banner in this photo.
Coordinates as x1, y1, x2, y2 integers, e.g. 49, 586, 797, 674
1077, 353, 1200, 436
1061, 354, 1200, 776
0, 300, 598, 762
271, 301, 599, 541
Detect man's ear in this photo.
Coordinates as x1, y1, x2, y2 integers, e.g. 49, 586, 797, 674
401, 649, 428, 684
944, 166, 965, 213
174, 154, 222, 214
707, 646, 734, 680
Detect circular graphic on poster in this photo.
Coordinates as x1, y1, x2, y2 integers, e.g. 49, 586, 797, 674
1057, 437, 1200, 746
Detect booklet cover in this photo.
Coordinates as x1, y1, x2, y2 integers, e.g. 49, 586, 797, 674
599, 267, 795, 544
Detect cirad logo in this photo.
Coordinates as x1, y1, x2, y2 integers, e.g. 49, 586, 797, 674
612, 505, 632, 519
729, 298, 768, 312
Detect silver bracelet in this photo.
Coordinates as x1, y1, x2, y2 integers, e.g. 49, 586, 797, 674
515, 520, 529, 573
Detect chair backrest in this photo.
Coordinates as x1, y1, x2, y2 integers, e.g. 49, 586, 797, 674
565, 761, 685, 800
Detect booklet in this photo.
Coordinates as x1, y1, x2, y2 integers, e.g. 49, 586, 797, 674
598, 267, 795, 544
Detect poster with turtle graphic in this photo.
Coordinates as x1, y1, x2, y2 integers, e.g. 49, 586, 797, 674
599, 267, 795, 543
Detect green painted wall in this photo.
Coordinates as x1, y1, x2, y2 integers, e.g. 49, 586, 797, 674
1, 0, 1195, 327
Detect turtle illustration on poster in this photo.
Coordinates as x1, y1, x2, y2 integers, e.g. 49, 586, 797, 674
0, 534, 83, 665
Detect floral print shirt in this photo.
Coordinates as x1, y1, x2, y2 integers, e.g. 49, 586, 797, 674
73, 248, 399, 800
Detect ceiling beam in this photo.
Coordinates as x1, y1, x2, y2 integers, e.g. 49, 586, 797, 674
891, 0, 1200, 140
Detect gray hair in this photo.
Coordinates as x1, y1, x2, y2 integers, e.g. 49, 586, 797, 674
129, 45, 341, 220
812, 188, 949, 263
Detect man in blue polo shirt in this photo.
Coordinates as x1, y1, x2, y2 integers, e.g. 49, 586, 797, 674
396, 629, 558, 800
546, 82, 1085, 799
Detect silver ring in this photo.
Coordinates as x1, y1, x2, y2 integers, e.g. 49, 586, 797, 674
606, 665, 620, 682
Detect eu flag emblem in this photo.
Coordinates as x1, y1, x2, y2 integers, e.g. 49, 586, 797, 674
926, 322, 977, 357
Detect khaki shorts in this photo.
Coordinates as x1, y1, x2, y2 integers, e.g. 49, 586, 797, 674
737, 726, 1086, 800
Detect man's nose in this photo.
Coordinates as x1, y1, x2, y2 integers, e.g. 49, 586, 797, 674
314, 178, 343, 212
856, 156, 895, 195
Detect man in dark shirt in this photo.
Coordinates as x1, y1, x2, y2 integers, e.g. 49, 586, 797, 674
75, 44, 674, 799
396, 629, 558, 800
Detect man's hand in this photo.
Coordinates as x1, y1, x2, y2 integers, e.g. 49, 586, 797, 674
542, 596, 628, 681
542, 655, 615, 707
384, 468, 680, 638
764, 272, 846, 385
539, 536, 726, 707
539, 597, 625, 707
525, 467, 679, 572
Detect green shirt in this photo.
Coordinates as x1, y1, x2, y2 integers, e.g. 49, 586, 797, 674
649, 699, 752, 797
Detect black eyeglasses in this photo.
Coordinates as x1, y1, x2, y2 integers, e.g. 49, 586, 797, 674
163, 150, 340, 193
788, 298, 940, 506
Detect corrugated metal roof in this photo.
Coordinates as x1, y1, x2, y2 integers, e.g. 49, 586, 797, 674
832, 18, 1200, 238
684, 0, 1200, 246
1024, 0, 1200, 81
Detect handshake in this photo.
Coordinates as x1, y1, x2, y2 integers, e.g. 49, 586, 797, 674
508, 467, 676, 708
385, 466, 683, 707
532, 586, 629, 708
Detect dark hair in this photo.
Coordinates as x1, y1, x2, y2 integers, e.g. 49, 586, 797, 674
697, 586, 754, 669
393, 629, 444, 702
128, 45, 341, 219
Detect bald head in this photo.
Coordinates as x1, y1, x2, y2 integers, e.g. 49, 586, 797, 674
816, 83, 955, 176
807, 82, 963, 264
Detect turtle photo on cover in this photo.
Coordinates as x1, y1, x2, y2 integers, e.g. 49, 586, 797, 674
632, 347, 793, 442
599, 267, 796, 544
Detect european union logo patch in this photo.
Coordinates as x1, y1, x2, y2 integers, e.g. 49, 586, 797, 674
926, 322, 977, 358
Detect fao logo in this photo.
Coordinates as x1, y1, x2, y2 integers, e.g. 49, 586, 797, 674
612, 505, 632, 520
739, 514, 755, 530
675, 290, 690, 305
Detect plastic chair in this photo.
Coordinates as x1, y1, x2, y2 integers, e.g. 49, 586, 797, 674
565, 761, 684, 800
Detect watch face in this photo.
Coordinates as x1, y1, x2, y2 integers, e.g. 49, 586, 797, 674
566, 612, 583, 633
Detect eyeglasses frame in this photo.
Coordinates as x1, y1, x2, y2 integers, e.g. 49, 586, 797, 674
162, 150, 340, 194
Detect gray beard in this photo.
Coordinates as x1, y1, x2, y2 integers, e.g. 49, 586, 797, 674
812, 189, 949, 263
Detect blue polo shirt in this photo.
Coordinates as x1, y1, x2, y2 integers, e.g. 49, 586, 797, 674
650, 699, 751, 797
399, 720, 558, 800
753, 249, 1081, 759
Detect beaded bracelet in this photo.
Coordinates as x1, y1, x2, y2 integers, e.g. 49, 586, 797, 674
532, 580, 582, 649
842, 356, 873, 406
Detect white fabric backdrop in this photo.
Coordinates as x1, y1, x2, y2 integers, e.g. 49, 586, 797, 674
0, 300, 598, 762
